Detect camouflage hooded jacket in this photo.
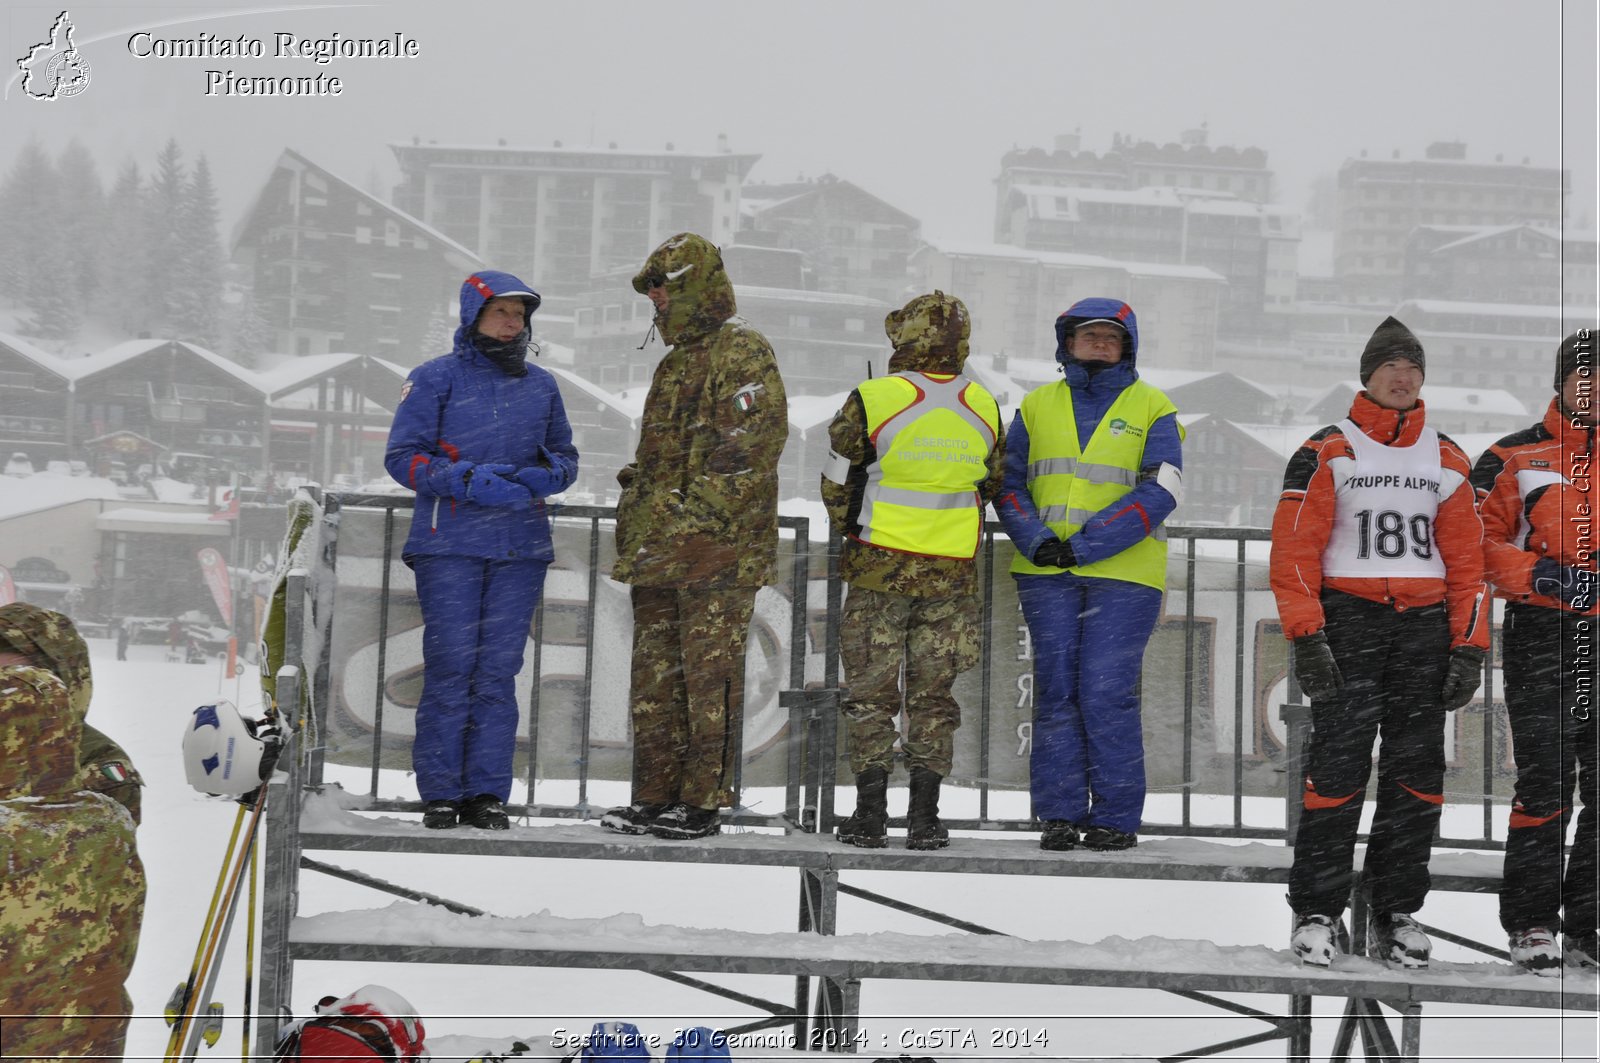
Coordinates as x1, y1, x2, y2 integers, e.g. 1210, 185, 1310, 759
822, 291, 1005, 597
0, 603, 143, 823
0, 663, 146, 1060
613, 233, 788, 588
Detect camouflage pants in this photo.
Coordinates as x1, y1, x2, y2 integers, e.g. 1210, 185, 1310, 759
628, 585, 757, 810
839, 586, 979, 778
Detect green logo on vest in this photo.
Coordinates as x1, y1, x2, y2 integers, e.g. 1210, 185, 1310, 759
1108, 418, 1144, 439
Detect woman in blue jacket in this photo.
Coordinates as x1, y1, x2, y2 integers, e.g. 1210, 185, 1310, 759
996, 298, 1183, 852
383, 270, 578, 830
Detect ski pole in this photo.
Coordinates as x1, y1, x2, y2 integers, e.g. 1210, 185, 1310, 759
163, 802, 248, 1048
166, 785, 270, 1062
242, 818, 260, 1062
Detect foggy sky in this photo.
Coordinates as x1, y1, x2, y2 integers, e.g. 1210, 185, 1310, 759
3, 0, 1595, 243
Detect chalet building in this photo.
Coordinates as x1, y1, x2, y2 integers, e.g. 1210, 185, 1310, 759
1403, 224, 1597, 308
233, 148, 482, 364
738, 174, 921, 304
0, 332, 72, 464
1180, 417, 1313, 528
1304, 381, 1530, 439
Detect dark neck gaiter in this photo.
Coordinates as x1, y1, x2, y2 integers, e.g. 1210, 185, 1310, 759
472, 330, 531, 376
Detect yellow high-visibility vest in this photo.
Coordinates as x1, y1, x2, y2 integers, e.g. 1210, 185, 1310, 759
1010, 378, 1176, 588
854, 372, 1000, 560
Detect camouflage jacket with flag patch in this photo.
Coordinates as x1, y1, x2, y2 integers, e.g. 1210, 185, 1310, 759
614, 234, 788, 588
0, 663, 146, 1060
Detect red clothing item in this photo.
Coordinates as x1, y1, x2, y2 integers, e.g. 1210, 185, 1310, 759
1270, 393, 1488, 647
1470, 397, 1598, 615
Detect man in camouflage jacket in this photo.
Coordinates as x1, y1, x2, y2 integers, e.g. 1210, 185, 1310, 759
1, 633, 146, 1058
821, 292, 1004, 849
602, 233, 788, 840
0, 603, 144, 822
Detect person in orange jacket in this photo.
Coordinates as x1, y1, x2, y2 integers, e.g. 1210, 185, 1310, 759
1470, 328, 1597, 974
1270, 316, 1489, 970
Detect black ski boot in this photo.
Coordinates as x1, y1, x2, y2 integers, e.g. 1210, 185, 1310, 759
835, 767, 889, 848
905, 766, 949, 851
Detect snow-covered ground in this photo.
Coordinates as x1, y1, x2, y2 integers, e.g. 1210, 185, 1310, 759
90, 636, 1597, 1062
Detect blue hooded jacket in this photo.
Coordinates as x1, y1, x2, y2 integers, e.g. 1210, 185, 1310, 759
383, 270, 579, 562
996, 297, 1183, 566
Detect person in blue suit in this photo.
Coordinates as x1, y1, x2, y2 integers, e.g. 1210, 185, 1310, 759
996, 298, 1183, 852
383, 270, 578, 831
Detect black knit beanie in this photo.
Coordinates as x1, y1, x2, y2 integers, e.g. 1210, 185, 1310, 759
1359, 316, 1425, 386
1554, 329, 1595, 391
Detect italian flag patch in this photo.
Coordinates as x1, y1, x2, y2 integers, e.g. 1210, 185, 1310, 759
101, 762, 129, 783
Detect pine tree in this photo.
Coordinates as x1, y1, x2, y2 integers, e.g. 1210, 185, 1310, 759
219, 285, 276, 369
0, 139, 58, 307
145, 138, 187, 337
100, 159, 152, 337
173, 154, 223, 348
53, 140, 106, 301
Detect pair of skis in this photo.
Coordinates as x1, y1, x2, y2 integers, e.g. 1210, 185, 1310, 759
162, 783, 270, 1062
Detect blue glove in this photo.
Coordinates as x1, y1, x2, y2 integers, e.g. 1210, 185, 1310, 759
465, 470, 532, 509
1532, 557, 1595, 609
446, 460, 477, 500
514, 466, 560, 498
475, 463, 516, 479
1032, 537, 1077, 569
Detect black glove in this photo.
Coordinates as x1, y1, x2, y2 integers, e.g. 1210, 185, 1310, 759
1291, 631, 1343, 702
1032, 537, 1077, 569
1438, 645, 1486, 712
1532, 557, 1596, 610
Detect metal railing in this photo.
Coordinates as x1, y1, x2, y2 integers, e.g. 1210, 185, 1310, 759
301, 493, 1511, 850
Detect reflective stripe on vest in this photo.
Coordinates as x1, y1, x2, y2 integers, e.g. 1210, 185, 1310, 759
1010, 378, 1177, 587
855, 372, 1000, 559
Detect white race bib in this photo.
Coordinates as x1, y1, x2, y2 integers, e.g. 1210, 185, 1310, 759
1322, 419, 1456, 579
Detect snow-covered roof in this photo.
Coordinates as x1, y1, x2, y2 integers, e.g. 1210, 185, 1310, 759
0, 330, 71, 379
1401, 299, 1593, 320
96, 506, 231, 534
67, 339, 264, 391
1139, 368, 1278, 402
1222, 421, 1325, 461
1310, 381, 1527, 417
251, 352, 367, 398
920, 238, 1112, 269
546, 365, 645, 422
0, 471, 125, 521
786, 391, 850, 432
390, 140, 759, 163
736, 286, 891, 309
918, 239, 1225, 284
232, 148, 482, 268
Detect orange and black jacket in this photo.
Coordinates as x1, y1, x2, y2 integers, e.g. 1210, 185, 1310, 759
1469, 397, 1598, 616
1269, 392, 1489, 649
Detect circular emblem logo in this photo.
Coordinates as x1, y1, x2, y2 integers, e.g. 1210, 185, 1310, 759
45, 50, 91, 98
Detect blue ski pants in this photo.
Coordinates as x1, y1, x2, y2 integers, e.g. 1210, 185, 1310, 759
1017, 573, 1163, 832
411, 555, 548, 803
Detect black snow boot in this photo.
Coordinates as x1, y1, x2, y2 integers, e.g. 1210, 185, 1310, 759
905, 766, 949, 851
835, 767, 889, 848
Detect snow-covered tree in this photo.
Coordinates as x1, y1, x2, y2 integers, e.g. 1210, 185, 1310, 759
0, 139, 57, 306
99, 159, 152, 336
172, 154, 224, 348
219, 286, 276, 368
145, 138, 188, 336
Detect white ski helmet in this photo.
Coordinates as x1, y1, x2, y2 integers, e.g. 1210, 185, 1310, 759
182, 700, 278, 796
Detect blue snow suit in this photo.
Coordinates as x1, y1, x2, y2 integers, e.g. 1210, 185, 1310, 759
996, 298, 1182, 834
383, 270, 579, 805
